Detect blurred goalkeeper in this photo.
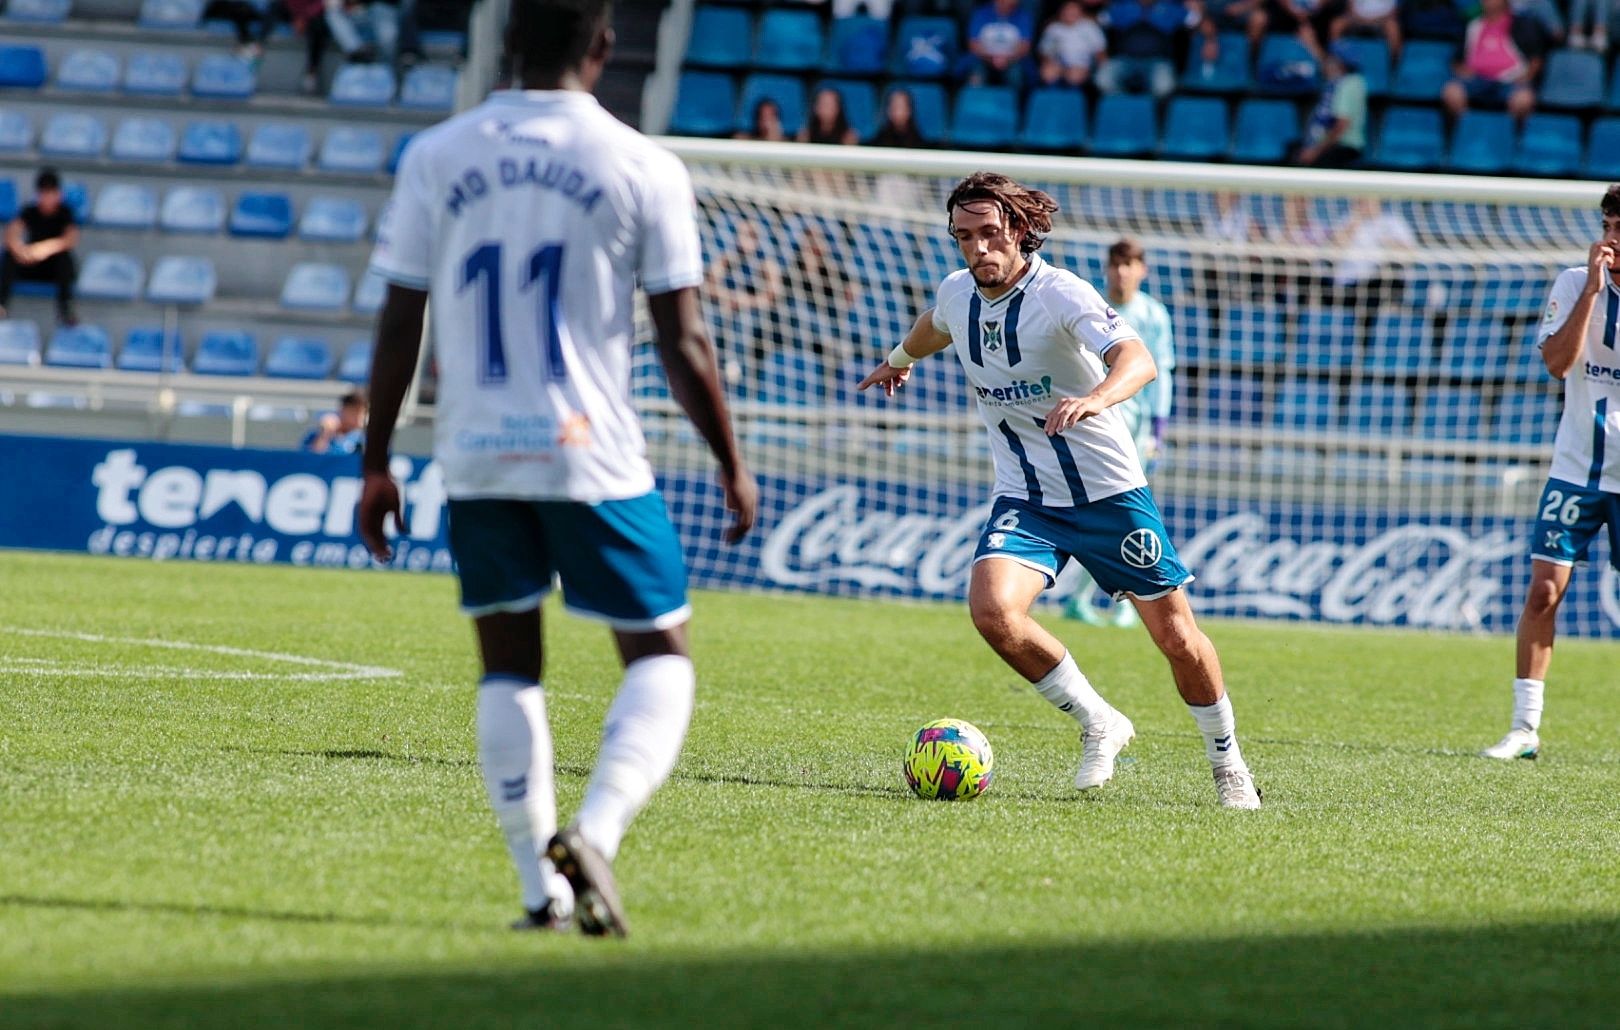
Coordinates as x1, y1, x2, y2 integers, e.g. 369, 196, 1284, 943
858, 172, 1260, 809
1483, 185, 1620, 761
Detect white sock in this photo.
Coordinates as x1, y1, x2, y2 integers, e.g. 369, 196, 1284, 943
1512, 678, 1545, 733
477, 677, 571, 913
1188, 694, 1247, 771
574, 654, 695, 863
1033, 653, 1115, 728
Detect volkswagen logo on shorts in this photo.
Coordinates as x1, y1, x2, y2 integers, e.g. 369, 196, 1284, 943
1120, 528, 1163, 569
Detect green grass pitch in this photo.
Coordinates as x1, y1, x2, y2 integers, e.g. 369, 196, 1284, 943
3, 550, 1620, 1027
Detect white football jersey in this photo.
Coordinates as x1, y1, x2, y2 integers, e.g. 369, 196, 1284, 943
931, 253, 1148, 506
370, 90, 703, 502
1538, 266, 1620, 493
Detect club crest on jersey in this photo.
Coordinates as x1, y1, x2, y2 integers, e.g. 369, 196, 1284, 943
981, 321, 1003, 353
1120, 528, 1163, 569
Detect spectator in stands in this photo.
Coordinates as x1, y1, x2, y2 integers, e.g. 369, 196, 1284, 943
267, 0, 348, 93
302, 391, 368, 454
1039, 0, 1109, 87
1096, 0, 1189, 98
1203, 191, 1261, 243
1441, 0, 1543, 123
1332, 196, 1415, 304
1273, 195, 1334, 246
0, 169, 78, 327
1512, 0, 1566, 48
1326, 0, 1401, 61
898, 0, 976, 19
705, 220, 786, 382
799, 88, 860, 145
1295, 41, 1367, 168
1567, 0, 1609, 49
959, 0, 1036, 87
203, 0, 272, 62
870, 88, 927, 147
1194, 0, 1261, 69
1402, 0, 1464, 40
784, 221, 859, 376
1249, 0, 1327, 63
736, 98, 788, 142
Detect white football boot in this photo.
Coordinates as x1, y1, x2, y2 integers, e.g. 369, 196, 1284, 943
1213, 766, 1262, 809
1074, 711, 1135, 790
1481, 728, 1540, 761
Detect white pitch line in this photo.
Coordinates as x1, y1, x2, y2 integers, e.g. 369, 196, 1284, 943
0, 627, 402, 680
0, 660, 391, 682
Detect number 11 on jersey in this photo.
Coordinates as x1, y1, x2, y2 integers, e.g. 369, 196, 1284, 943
461, 241, 568, 386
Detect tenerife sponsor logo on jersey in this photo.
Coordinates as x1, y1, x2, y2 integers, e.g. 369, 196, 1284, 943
974, 375, 1054, 406
1583, 360, 1620, 383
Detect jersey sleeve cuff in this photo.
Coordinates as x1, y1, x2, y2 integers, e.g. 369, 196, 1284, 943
642, 269, 704, 294
370, 265, 431, 291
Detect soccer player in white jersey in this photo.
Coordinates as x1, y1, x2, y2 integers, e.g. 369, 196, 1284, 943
357, 0, 757, 934
859, 173, 1261, 809
1484, 185, 1620, 761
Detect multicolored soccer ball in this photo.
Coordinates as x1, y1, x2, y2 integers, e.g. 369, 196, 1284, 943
903, 718, 994, 800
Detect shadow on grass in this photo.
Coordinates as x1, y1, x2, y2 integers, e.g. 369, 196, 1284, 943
0, 894, 473, 932
5, 918, 1620, 1028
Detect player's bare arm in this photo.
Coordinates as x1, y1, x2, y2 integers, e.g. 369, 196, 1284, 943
1044, 336, 1157, 435
1544, 240, 1615, 379
858, 307, 952, 396
357, 283, 428, 560
648, 286, 758, 543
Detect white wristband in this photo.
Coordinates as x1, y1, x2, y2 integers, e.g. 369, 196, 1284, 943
887, 343, 917, 369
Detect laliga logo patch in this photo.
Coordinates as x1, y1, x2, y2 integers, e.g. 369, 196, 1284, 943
1544, 299, 1560, 324
1105, 306, 1119, 320
982, 321, 1003, 352
1120, 528, 1163, 569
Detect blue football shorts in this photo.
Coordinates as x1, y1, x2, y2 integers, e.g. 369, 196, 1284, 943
1528, 478, 1620, 571
971, 488, 1194, 600
447, 492, 691, 630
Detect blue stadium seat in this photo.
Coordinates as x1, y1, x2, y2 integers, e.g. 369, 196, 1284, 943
1448, 110, 1513, 173
1295, 307, 1359, 370
76, 252, 144, 301
160, 186, 224, 233
817, 79, 877, 140
63, 180, 89, 222
1509, 322, 1553, 382
1255, 34, 1319, 95
191, 53, 255, 99
229, 192, 293, 238
0, 179, 15, 221
738, 73, 806, 135
1419, 386, 1483, 439
1018, 88, 1087, 151
146, 256, 216, 304
891, 16, 957, 79
178, 120, 243, 164
45, 324, 112, 369
686, 5, 752, 68
1336, 37, 1390, 96
57, 49, 120, 92
93, 184, 159, 229
755, 8, 823, 71
1088, 94, 1157, 156
246, 123, 312, 169
0, 111, 29, 153
1160, 96, 1228, 160
1390, 40, 1453, 101
0, 320, 42, 366
281, 262, 350, 310
1371, 105, 1443, 170
264, 336, 333, 379
1368, 311, 1434, 373
40, 113, 106, 157
1349, 383, 1411, 435
330, 64, 396, 106
123, 52, 187, 95
887, 82, 945, 142
193, 330, 257, 376
828, 15, 889, 75
400, 65, 455, 110
1491, 391, 1559, 444
670, 71, 737, 136
352, 269, 386, 314
758, 352, 826, 405
118, 327, 185, 372
318, 127, 384, 173
1514, 113, 1582, 176
138, 0, 202, 29
1220, 304, 1287, 365
1583, 117, 1620, 178
1197, 374, 1265, 425
1440, 318, 1506, 378
1540, 49, 1605, 110
337, 340, 371, 382
1181, 32, 1250, 94
0, 45, 47, 89
1273, 378, 1339, 430
1229, 98, 1298, 162
950, 85, 1016, 148
299, 197, 367, 242
2, 0, 70, 22
110, 117, 177, 163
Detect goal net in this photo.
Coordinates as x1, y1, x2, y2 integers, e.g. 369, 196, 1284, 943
634, 140, 1620, 639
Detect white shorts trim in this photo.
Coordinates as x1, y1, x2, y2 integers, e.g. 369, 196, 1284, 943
461, 588, 550, 618
1529, 555, 1576, 568
563, 602, 692, 632
1119, 575, 1196, 602
972, 552, 1057, 587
